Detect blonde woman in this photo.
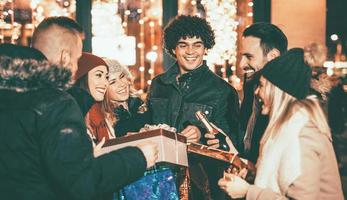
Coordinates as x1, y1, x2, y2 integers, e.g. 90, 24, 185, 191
101, 59, 149, 138
219, 48, 344, 199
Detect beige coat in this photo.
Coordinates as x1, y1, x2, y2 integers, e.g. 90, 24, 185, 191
246, 121, 344, 200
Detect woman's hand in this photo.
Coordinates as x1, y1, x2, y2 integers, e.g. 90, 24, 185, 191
218, 172, 250, 199
93, 137, 106, 157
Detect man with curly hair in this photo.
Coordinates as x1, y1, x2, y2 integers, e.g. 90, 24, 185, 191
147, 15, 240, 199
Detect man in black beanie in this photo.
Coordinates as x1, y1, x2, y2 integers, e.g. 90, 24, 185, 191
239, 22, 288, 163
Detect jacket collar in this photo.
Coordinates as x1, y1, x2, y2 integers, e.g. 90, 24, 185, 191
160, 61, 209, 85
0, 56, 73, 92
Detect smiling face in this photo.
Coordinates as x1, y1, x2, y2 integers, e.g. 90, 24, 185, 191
239, 36, 269, 76
254, 76, 271, 115
87, 65, 109, 101
107, 71, 130, 102
173, 36, 207, 74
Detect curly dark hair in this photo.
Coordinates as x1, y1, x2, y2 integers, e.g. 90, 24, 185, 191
163, 15, 215, 57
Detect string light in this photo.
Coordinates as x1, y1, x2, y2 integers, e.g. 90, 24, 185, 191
137, 43, 144, 49
148, 2, 157, 81
123, 9, 130, 33
0, 0, 22, 44
146, 51, 158, 62
204, 0, 238, 79
124, 10, 131, 15
91, 1, 135, 65
330, 34, 338, 41
139, 0, 146, 90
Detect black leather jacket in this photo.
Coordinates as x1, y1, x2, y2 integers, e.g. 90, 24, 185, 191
148, 62, 241, 149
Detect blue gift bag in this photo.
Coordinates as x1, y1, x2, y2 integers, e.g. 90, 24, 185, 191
119, 167, 179, 200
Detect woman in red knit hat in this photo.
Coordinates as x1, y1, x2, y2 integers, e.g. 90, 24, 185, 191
67, 52, 110, 146
68, 52, 160, 200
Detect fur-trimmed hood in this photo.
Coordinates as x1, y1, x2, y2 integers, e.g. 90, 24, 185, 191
0, 56, 73, 91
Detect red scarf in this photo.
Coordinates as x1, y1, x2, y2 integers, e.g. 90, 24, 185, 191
86, 103, 111, 142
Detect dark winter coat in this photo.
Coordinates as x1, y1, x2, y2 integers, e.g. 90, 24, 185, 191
148, 62, 240, 199
114, 97, 150, 137
148, 62, 240, 147
0, 57, 147, 200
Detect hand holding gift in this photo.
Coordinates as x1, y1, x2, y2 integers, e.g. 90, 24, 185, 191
137, 141, 159, 169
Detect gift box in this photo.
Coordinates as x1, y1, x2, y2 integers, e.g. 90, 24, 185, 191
188, 142, 256, 182
101, 129, 188, 167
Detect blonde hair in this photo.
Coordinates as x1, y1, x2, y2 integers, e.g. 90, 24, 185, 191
101, 58, 140, 126
260, 77, 331, 151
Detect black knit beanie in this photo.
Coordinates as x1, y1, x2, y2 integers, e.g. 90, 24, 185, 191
262, 48, 312, 99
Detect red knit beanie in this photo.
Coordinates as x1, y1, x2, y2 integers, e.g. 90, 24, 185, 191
75, 52, 108, 80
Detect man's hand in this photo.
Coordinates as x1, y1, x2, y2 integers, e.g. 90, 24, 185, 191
204, 133, 220, 149
180, 125, 201, 143
137, 141, 159, 169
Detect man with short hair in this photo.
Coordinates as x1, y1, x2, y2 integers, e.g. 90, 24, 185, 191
148, 15, 240, 200
31, 16, 83, 77
240, 22, 288, 163
0, 19, 159, 199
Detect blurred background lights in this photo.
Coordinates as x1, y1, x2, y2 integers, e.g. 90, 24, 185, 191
331, 34, 339, 41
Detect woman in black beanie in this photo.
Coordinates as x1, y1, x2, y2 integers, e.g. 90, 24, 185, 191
218, 48, 344, 199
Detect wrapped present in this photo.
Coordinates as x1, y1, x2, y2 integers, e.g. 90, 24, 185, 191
101, 129, 188, 167
188, 142, 256, 182
119, 166, 179, 200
